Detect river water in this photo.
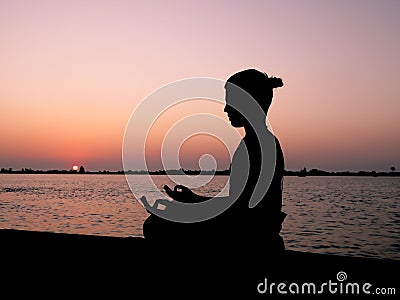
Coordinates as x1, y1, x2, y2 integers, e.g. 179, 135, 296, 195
1, 174, 399, 260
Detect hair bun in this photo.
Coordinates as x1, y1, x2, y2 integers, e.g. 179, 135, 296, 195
268, 76, 284, 89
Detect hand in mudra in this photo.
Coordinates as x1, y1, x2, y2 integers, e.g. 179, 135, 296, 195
164, 184, 200, 203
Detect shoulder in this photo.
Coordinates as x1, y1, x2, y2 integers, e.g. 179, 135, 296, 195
232, 139, 247, 160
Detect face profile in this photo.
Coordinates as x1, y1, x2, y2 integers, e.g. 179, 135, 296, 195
223, 94, 246, 128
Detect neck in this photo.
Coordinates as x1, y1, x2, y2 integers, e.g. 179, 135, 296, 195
244, 119, 267, 138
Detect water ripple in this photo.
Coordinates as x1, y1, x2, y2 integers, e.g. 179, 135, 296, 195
1, 174, 399, 260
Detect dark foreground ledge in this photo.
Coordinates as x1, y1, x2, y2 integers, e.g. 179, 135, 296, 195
2, 229, 399, 297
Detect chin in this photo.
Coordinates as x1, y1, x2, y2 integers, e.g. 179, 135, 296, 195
230, 120, 244, 128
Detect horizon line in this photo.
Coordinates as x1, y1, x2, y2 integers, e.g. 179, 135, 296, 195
1, 167, 399, 176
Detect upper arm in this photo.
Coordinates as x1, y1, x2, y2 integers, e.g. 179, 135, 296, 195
229, 141, 249, 201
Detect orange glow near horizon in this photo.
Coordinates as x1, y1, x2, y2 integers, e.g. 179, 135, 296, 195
143, 99, 237, 171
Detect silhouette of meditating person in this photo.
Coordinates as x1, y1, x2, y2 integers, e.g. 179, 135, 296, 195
141, 68, 286, 253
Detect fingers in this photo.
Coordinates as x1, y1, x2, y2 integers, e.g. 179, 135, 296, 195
140, 196, 150, 208
165, 184, 186, 196
164, 185, 175, 198
141, 195, 171, 212
154, 198, 169, 206
174, 185, 188, 193
164, 184, 193, 202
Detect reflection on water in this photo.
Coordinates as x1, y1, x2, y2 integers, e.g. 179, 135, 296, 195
0, 174, 148, 237
1, 174, 399, 260
281, 176, 400, 261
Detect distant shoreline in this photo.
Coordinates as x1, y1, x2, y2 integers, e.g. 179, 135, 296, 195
0, 168, 399, 177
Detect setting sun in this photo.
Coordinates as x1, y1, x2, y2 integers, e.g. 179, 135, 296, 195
72, 165, 79, 171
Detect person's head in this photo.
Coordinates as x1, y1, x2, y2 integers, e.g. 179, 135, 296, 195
224, 68, 283, 128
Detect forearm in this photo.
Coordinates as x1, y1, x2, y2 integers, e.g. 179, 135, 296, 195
191, 194, 230, 203
192, 194, 212, 203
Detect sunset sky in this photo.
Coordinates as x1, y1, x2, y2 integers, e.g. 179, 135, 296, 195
1, 0, 399, 172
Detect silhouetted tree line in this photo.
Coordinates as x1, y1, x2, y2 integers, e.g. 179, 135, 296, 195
1, 167, 399, 176
0, 166, 87, 174
124, 168, 230, 175
284, 167, 400, 177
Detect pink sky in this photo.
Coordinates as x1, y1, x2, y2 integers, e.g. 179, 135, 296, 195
1, 0, 399, 172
